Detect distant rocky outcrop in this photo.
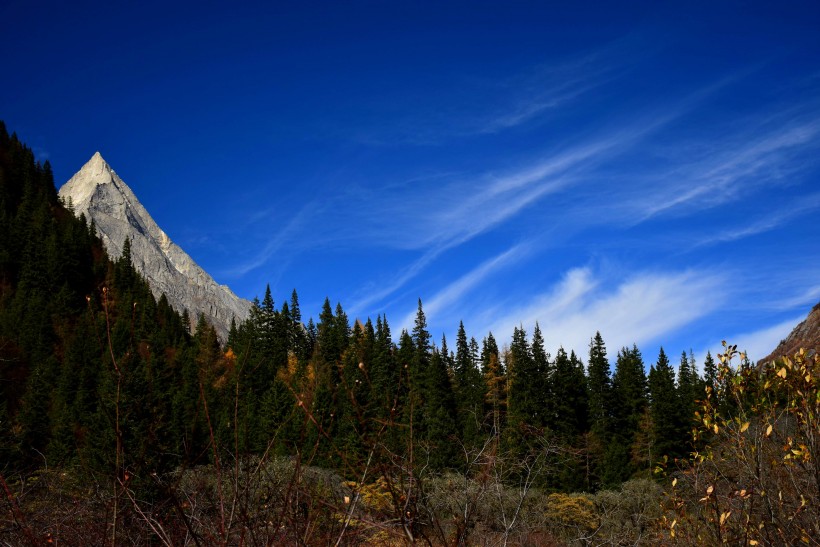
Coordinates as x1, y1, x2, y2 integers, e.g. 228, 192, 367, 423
59, 152, 251, 340
759, 301, 820, 365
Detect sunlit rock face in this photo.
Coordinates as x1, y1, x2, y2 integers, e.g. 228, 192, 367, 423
59, 152, 251, 340
760, 301, 820, 365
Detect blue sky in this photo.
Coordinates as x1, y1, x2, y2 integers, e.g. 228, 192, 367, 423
3, 1, 820, 366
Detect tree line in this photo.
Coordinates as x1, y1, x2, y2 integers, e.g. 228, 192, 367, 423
1, 121, 721, 498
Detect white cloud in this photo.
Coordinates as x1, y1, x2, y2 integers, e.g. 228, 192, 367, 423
705, 315, 803, 364
481, 268, 726, 358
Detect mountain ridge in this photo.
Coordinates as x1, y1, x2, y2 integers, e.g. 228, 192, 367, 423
759, 300, 820, 365
58, 153, 251, 340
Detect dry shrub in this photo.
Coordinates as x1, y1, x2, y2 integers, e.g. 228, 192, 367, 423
662, 345, 820, 546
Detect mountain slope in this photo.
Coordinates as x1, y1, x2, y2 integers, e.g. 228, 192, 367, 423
59, 152, 251, 340
759, 300, 820, 364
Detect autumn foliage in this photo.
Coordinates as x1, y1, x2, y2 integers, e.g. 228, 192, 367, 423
663, 343, 820, 545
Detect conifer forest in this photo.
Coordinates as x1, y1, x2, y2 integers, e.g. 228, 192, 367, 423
2, 122, 820, 545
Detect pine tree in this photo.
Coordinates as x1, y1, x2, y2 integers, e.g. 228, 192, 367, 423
482, 333, 506, 437
288, 289, 310, 362
552, 347, 588, 439
507, 325, 540, 433
546, 347, 589, 490
395, 330, 416, 454
453, 330, 485, 448
703, 350, 718, 391
337, 322, 370, 462
648, 347, 680, 463
454, 322, 470, 392
531, 323, 552, 430
371, 315, 400, 417
408, 300, 431, 439
587, 331, 611, 439
424, 344, 458, 468
677, 350, 699, 443
603, 345, 647, 485
318, 298, 340, 364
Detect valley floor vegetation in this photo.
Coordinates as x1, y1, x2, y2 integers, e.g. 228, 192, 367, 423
3, 122, 820, 545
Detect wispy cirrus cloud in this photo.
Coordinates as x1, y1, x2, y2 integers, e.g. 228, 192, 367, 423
692, 192, 820, 248
397, 242, 532, 332
221, 202, 320, 277
346, 132, 636, 314
347, 91, 727, 314
347, 247, 443, 315
629, 114, 820, 222
473, 59, 620, 135
349, 37, 640, 146
777, 285, 820, 311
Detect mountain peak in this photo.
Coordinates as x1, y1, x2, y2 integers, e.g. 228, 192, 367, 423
60, 152, 120, 210
58, 156, 251, 340
90, 150, 106, 165
82, 150, 112, 175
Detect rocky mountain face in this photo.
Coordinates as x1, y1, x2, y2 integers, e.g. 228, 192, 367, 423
760, 301, 820, 364
59, 152, 251, 340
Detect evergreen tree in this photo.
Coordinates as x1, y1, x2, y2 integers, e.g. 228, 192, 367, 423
395, 330, 416, 455
408, 300, 431, 439
507, 325, 540, 433
703, 350, 718, 391
482, 334, 506, 437
531, 323, 552, 430
648, 347, 680, 463
288, 289, 310, 362
552, 347, 588, 439
587, 331, 611, 439
603, 345, 647, 485
424, 344, 458, 468
337, 322, 370, 462
370, 315, 399, 418
453, 331, 485, 448
677, 350, 699, 442
318, 298, 337, 364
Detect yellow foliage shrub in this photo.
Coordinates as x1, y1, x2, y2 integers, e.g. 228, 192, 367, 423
544, 492, 598, 536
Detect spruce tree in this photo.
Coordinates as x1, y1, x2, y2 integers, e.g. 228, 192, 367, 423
677, 350, 699, 443
703, 350, 718, 391
648, 347, 680, 463
424, 344, 458, 468
507, 327, 545, 453
408, 299, 431, 439
531, 323, 552, 430
337, 322, 369, 463
395, 330, 416, 455
587, 331, 611, 439
603, 345, 647, 485
552, 347, 588, 439
482, 333, 506, 437
454, 331, 485, 448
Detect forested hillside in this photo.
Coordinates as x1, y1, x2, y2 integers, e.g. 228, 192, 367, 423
2, 124, 819, 545
0, 121, 214, 477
